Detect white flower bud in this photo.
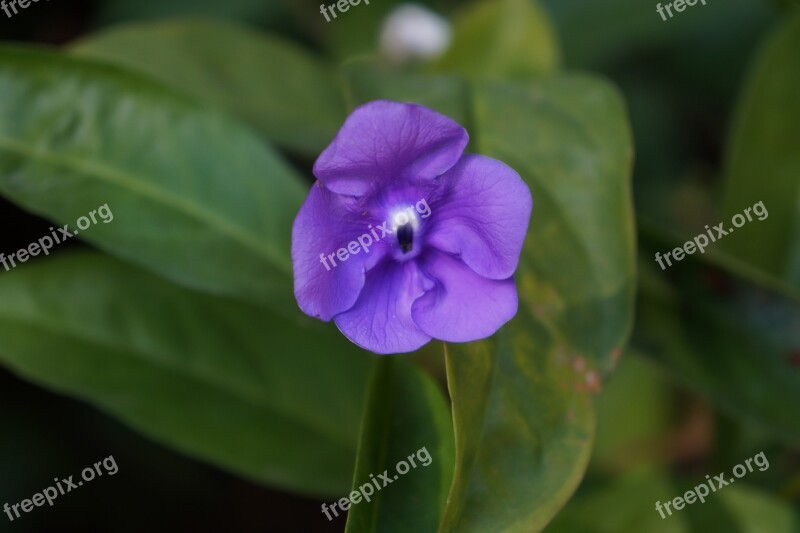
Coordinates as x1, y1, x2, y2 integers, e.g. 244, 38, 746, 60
379, 4, 452, 63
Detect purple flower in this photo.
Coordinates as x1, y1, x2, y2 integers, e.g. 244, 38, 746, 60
292, 101, 532, 354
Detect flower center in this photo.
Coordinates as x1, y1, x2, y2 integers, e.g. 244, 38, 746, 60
386, 201, 428, 261
397, 223, 414, 254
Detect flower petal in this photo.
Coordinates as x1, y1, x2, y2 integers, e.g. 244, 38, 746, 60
313, 100, 468, 197
292, 183, 388, 320
412, 251, 518, 342
334, 260, 432, 354
427, 154, 532, 279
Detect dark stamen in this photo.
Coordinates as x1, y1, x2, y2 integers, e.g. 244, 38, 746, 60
397, 223, 414, 254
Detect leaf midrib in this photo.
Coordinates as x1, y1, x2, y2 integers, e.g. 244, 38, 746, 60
0, 136, 292, 276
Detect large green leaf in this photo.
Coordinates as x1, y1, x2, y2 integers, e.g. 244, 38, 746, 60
431, 0, 559, 79
635, 230, 800, 445
545, 470, 688, 532
0, 46, 302, 307
720, 12, 800, 286
71, 19, 346, 155
341, 62, 470, 127
546, 469, 800, 532
443, 319, 596, 533
0, 252, 372, 496
343, 358, 454, 532
712, 482, 800, 532
439, 77, 635, 532
473, 77, 636, 375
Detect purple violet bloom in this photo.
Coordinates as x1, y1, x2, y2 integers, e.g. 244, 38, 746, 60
292, 100, 532, 354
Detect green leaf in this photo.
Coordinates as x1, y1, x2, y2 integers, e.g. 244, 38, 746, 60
475, 77, 637, 374
441, 77, 636, 531
71, 19, 346, 155
431, 0, 560, 79
343, 358, 454, 532
323, 0, 403, 60
634, 232, 800, 445
443, 322, 596, 533
545, 469, 688, 532
0, 46, 303, 307
721, 12, 800, 286
712, 482, 800, 532
341, 61, 470, 126
0, 252, 372, 496
546, 470, 800, 532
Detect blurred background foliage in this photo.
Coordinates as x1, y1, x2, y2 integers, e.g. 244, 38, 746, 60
0, 0, 798, 531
